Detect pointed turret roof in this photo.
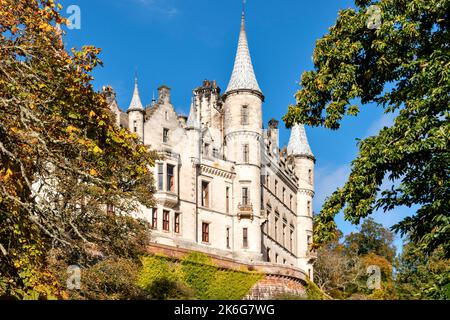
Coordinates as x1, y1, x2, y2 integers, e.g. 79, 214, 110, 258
128, 77, 144, 111
186, 99, 199, 128
225, 10, 261, 94
287, 124, 314, 158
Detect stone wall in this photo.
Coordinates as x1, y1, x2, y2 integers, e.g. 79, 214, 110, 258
245, 276, 306, 300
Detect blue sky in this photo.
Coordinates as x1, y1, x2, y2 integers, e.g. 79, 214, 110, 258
63, 0, 412, 252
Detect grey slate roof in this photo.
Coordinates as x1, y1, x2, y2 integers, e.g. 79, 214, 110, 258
225, 12, 262, 94
287, 124, 314, 158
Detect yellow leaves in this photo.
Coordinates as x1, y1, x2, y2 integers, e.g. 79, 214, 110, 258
89, 110, 96, 118
66, 125, 78, 134
89, 168, 98, 176
92, 145, 103, 155
1, 168, 14, 182
38, 22, 53, 33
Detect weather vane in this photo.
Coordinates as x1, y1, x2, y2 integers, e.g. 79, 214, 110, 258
243, 0, 246, 15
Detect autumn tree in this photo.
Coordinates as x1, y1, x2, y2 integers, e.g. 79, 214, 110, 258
0, 0, 156, 298
314, 220, 397, 299
284, 0, 450, 257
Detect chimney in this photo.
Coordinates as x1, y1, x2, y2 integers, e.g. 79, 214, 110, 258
268, 118, 279, 149
158, 85, 171, 104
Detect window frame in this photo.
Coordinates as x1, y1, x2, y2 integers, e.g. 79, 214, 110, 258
202, 222, 210, 243
163, 210, 170, 231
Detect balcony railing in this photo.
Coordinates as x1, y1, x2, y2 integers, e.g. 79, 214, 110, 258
237, 203, 254, 220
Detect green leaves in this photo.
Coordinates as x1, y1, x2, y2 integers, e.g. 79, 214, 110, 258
285, 0, 450, 257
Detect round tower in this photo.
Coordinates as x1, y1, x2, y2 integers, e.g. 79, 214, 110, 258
223, 10, 264, 262
287, 124, 316, 279
127, 77, 145, 141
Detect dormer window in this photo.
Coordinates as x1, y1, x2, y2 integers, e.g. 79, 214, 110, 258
241, 105, 249, 125
163, 128, 169, 143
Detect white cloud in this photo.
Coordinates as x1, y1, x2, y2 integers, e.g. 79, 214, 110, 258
366, 112, 396, 137
314, 164, 350, 211
134, 0, 179, 17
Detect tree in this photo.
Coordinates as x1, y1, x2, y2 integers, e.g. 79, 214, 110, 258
283, 0, 450, 257
344, 218, 396, 262
314, 221, 397, 300
396, 242, 450, 300
0, 0, 156, 298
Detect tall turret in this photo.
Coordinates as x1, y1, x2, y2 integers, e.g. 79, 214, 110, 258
223, 9, 264, 262
127, 77, 145, 141
287, 124, 315, 279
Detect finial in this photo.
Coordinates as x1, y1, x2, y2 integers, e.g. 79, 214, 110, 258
242, 0, 246, 16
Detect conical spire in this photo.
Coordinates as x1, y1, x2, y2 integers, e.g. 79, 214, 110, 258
287, 124, 314, 158
186, 98, 199, 128
225, 9, 261, 94
128, 77, 144, 111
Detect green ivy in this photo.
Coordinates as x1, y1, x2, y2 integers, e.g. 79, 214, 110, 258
138, 253, 263, 300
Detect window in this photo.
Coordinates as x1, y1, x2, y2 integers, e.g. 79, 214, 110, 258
308, 169, 313, 184
243, 228, 248, 248
151, 208, 158, 229
266, 248, 271, 262
226, 187, 230, 213
202, 222, 210, 243
242, 187, 249, 206
213, 148, 218, 158
274, 217, 278, 241
226, 227, 230, 249
289, 195, 293, 210
167, 164, 175, 192
106, 204, 115, 214
307, 201, 311, 216
243, 144, 249, 163
241, 105, 249, 125
163, 210, 170, 231
174, 213, 180, 234
275, 253, 279, 263
274, 180, 278, 196
282, 223, 286, 247
158, 163, 164, 191
163, 128, 169, 143
165, 111, 168, 121
202, 181, 210, 207
133, 120, 137, 133
282, 187, 286, 202
283, 259, 286, 265
204, 143, 210, 156
290, 230, 294, 251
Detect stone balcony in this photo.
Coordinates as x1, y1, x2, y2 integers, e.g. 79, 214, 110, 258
155, 191, 179, 208
237, 203, 254, 221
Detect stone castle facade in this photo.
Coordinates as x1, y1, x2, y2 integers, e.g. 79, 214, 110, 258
105, 11, 317, 279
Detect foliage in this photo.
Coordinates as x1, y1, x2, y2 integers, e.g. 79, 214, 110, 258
396, 243, 450, 300
283, 0, 450, 257
0, 0, 157, 298
344, 218, 396, 262
314, 220, 397, 299
138, 253, 263, 300
305, 279, 326, 300
48, 256, 145, 300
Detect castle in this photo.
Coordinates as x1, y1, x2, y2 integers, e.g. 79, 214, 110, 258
105, 10, 316, 279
